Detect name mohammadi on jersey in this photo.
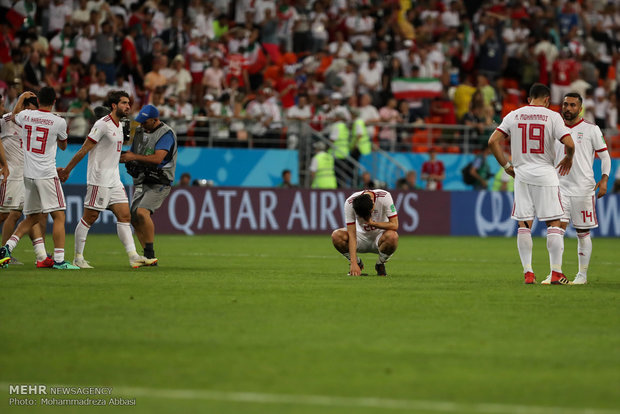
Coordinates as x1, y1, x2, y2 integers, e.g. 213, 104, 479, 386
15, 109, 67, 179
496, 105, 571, 186
344, 190, 398, 237
0, 112, 24, 181
86, 115, 124, 187
555, 119, 607, 196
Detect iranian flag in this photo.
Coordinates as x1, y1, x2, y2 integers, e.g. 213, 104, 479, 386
391, 78, 442, 99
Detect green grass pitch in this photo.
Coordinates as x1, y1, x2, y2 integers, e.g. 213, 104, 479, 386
1, 234, 619, 414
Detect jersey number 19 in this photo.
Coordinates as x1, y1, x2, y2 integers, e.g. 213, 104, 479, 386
518, 123, 545, 154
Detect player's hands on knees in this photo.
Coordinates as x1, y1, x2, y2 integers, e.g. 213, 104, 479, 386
556, 156, 573, 176
349, 261, 362, 276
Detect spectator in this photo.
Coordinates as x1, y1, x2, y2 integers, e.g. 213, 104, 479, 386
465, 147, 493, 190
89, 70, 112, 107
202, 57, 225, 98
143, 56, 168, 95
94, 20, 118, 84
593, 87, 609, 130
345, 6, 374, 49
309, 1, 328, 53
378, 97, 402, 151
358, 57, 383, 105
186, 29, 208, 104
393, 170, 416, 190
177, 172, 191, 187
279, 169, 296, 188
421, 148, 445, 190
360, 171, 376, 189
22, 51, 45, 92
328, 31, 353, 60
67, 87, 94, 139
49, 23, 75, 67
286, 94, 312, 149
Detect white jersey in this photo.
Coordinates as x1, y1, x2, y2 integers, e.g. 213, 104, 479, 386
15, 109, 67, 179
0, 112, 24, 181
496, 105, 571, 186
555, 119, 607, 196
86, 115, 123, 187
344, 190, 398, 239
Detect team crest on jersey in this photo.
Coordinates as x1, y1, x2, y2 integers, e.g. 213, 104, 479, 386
92, 127, 99, 135
390, 204, 396, 212
577, 132, 583, 143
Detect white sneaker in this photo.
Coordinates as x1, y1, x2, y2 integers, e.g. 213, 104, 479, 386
72, 257, 94, 269
130, 256, 158, 268
541, 274, 552, 285
572, 273, 588, 285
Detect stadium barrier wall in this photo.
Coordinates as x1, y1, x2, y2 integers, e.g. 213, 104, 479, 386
58, 186, 620, 237
59, 145, 620, 191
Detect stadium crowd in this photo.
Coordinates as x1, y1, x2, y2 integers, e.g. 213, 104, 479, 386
0, 0, 619, 154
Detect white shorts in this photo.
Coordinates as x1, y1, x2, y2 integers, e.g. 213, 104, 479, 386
560, 193, 598, 229
356, 230, 384, 254
0, 179, 25, 212
512, 180, 563, 222
24, 177, 66, 215
84, 185, 129, 212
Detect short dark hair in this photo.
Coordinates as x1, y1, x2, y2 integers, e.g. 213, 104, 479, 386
24, 96, 39, 108
352, 193, 374, 220
37, 87, 57, 107
529, 83, 551, 99
282, 169, 291, 177
563, 92, 583, 104
106, 90, 130, 107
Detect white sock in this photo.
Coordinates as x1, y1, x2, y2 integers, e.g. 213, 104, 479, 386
6, 235, 20, 252
32, 237, 47, 261
517, 228, 533, 273
74, 218, 91, 257
117, 222, 139, 259
377, 251, 392, 264
547, 227, 565, 273
577, 231, 592, 277
54, 248, 65, 263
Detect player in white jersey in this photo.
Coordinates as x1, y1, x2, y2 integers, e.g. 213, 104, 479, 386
488, 83, 575, 285
0, 87, 79, 269
540, 93, 611, 285
0, 95, 53, 267
331, 189, 399, 276
58, 91, 157, 269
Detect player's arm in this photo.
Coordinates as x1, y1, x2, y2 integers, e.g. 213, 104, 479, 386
11, 91, 37, 117
0, 140, 9, 183
367, 215, 398, 231
58, 138, 97, 182
595, 149, 611, 198
347, 223, 361, 276
556, 134, 574, 176
120, 149, 168, 165
488, 129, 514, 177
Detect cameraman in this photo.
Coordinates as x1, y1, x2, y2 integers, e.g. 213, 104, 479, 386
120, 104, 177, 263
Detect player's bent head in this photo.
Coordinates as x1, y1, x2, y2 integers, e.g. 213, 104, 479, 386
106, 90, 130, 107
563, 92, 582, 105
353, 193, 374, 221
37, 87, 57, 107
24, 96, 39, 109
529, 83, 551, 99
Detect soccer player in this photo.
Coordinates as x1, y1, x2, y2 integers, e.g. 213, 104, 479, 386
0, 94, 52, 267
0, 87, 79, 269
540, 93, 611, 285
120, 104, 177, 263
488, 83, 575, 285
331, 189, 399, 276
57, 91, 157, 268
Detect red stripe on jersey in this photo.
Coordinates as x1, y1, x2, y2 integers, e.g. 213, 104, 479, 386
595, 147, 607, 153
87, 136, 98, 144
0, 182, 5, 205
387, 214, 398, 219
54, 178, 65, 208
559, 134, 571, 142
495, 127, 508, 137
565, 119, 585, 128
89, 186, 99, 207
346, 222, 355, 226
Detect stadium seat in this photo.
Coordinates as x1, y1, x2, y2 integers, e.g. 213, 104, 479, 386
412, 145, 429, 153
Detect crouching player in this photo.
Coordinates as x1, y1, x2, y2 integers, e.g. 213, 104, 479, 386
332, 190, 399, 276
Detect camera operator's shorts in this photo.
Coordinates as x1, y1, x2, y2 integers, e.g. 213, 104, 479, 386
24, 177, 66, 215
131, 183, 171, 214
84, 185, 129, 212
0, 179, 25, 212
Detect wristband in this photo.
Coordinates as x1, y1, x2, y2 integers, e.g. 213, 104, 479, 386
502, 161, 512, 170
